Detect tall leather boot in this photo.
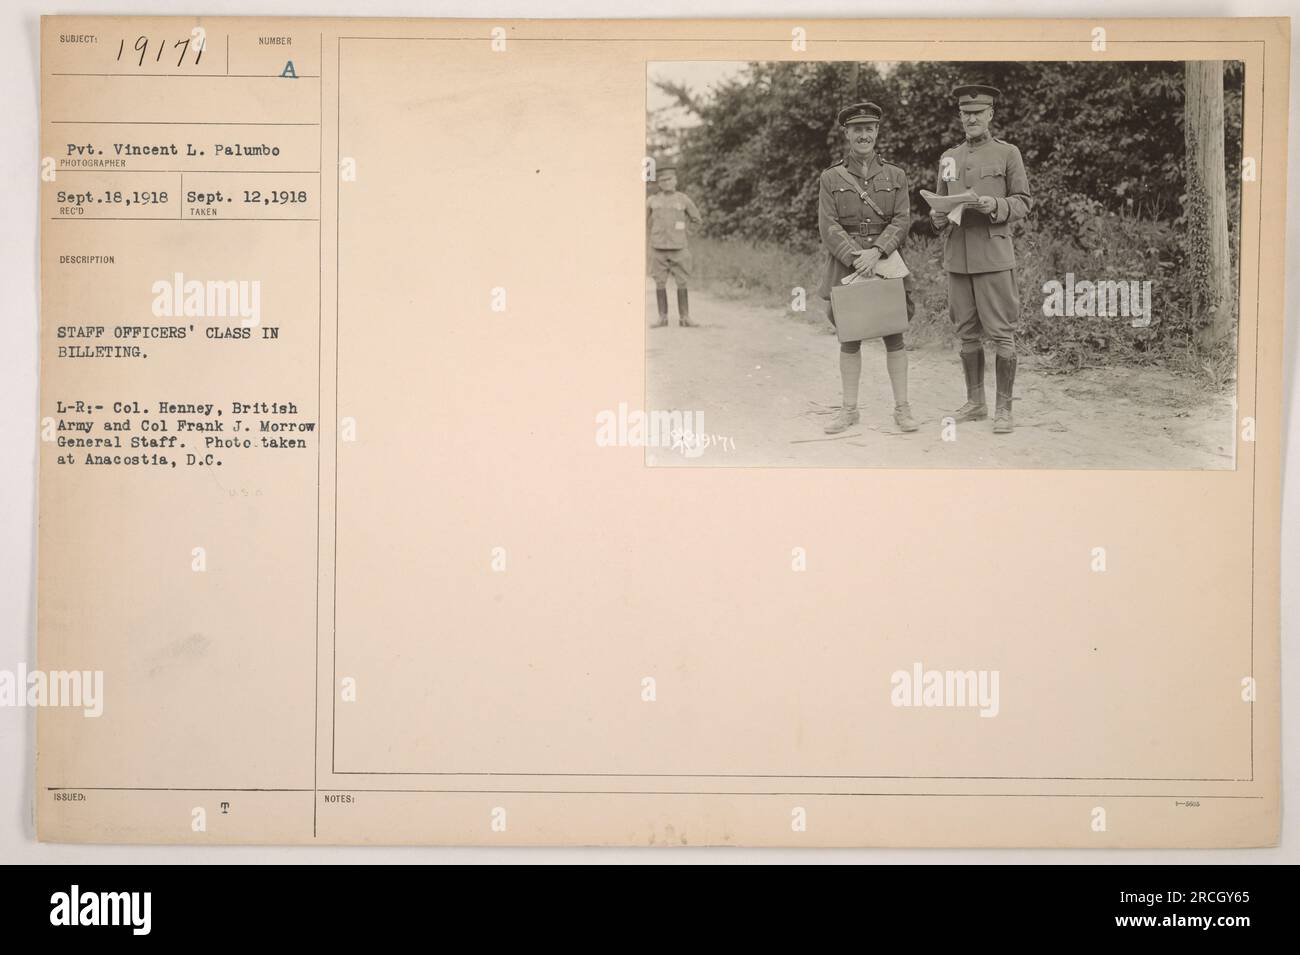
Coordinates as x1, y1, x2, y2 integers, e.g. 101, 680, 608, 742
953, 348, 987, 422
653, 288, 669, 328
993, 354, 1017, 434
677, 287, 696, 327
885, 350, 917, 432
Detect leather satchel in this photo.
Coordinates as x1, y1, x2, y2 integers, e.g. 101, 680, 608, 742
829, 276, 908, 343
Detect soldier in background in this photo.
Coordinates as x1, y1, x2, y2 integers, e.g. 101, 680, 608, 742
818, 102, 917, 434
930, 83, 1032, 434
647, 163, 703, 328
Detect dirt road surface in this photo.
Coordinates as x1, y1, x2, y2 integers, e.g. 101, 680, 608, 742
645, 283, 1236, 469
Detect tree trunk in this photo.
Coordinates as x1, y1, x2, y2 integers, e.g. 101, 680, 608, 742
1183, 61, 1232, 347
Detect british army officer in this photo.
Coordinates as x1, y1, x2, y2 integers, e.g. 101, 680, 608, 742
818, 102, 917, 434
930, 84, 1032, 434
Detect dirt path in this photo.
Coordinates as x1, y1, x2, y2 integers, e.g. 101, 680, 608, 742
645, 283, 1236, 469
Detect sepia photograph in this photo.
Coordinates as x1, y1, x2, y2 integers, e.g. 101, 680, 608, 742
645, 60, 1246, 468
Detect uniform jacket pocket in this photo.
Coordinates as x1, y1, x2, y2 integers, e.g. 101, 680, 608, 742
832, 189, 861, 220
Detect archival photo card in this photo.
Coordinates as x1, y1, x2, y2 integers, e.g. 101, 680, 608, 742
34, 17, 1285, 848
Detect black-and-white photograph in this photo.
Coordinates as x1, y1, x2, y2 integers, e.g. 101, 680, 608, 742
645, 60, 1245, 468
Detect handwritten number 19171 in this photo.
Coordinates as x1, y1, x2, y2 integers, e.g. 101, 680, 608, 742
115, 36, 205, 68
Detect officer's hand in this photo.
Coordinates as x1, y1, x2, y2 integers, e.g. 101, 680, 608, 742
853, 248, 882, 275
976, 195, 998, 216
929, 212, 949, 231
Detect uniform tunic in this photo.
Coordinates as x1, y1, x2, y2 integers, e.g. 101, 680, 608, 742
647, 191, 701, 251
647, 191, 702, 286
817, 152, 914, 305
934, 136, 1031, 274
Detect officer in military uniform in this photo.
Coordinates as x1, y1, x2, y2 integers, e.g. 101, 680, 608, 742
646, 162, 703, 328
930, 83, 1032, 434
818, 102, 917, 434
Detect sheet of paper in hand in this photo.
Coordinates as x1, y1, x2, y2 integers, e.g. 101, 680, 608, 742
921, 188, 980, 224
